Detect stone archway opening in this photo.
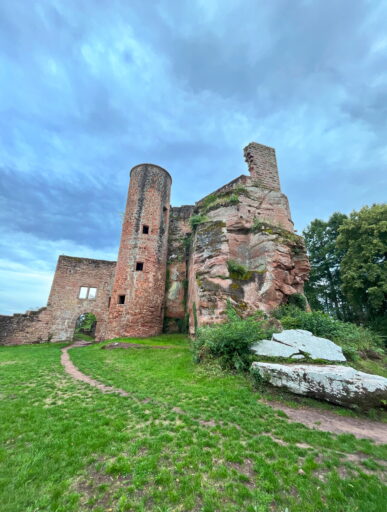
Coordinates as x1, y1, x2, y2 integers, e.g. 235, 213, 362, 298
73, 313, 97, 342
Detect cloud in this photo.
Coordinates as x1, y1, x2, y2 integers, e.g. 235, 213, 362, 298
0, 228, 117, 315
0, 0, 386, 313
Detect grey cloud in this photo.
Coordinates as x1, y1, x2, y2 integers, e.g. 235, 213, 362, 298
0, 166, 122, 247
0, 0, 386, 314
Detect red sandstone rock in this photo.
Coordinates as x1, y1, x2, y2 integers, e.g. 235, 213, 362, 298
0, 143, 309, 344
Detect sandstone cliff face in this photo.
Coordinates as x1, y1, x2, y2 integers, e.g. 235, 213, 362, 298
163, 144, 310, 335
164, 205, 194, 332
1, 141, 309, 345
185, 178, 310, 333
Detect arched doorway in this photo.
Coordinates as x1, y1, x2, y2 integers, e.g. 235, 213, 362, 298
73, 313, 97, 342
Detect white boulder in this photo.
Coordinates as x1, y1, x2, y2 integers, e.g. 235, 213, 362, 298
251, 362, 387, 409
251, 329, 346, 362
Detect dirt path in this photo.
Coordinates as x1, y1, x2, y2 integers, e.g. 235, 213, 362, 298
61, 342, 130, 397
61, 342, 386, 444
265, 400, 387, 444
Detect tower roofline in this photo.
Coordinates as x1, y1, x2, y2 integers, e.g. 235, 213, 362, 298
130, 163, 172, 182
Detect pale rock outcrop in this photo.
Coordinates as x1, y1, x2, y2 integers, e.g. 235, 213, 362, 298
251, 329, 346, 362
251, 362, 387, 409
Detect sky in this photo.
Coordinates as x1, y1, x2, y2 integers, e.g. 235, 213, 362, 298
0, 0, 386, 315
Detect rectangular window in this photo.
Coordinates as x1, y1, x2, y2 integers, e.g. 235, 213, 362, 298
142, 225, 149, 234
79, 287, 88, 299
118, 295, 126, 304
88, 287, 97, 299
79, 286, 98, 299
136, 262, 144, 271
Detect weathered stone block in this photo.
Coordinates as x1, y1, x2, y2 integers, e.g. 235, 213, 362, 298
251, 362, 387, 409
251, 329, 346, 362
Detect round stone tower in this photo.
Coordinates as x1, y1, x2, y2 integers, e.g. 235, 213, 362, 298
107, 164, 172, 338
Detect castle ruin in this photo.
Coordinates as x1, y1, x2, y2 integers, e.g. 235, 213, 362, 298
0, 143, 310, 344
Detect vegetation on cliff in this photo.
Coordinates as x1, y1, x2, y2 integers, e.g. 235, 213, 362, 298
189, 213, 209, 230
252, 218, 305, 254
196, 186, 250, 214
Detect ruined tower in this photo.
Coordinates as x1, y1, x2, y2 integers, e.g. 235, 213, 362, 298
1, 142, 310, 346
244, 142, 281, 192
106, 164, 172, 338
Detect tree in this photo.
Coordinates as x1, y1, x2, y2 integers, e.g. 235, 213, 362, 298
303, 212, 349, 320
75, 313, 97, 337
337, 204, 387, 328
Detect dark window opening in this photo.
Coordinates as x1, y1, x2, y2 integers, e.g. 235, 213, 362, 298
136, 262, 144, 271
108, 297, 111, 307
118, 295, 126, 304
142, 225, 149, 234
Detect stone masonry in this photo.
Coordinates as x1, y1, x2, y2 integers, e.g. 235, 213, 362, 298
106, 164, 172, 338
0, 142, 310, 344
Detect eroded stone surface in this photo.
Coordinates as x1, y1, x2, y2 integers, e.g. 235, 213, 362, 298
187, 181, 310, 332
251, 329, 346, 362
1, 142, 310, 344
252, 362, 387, 409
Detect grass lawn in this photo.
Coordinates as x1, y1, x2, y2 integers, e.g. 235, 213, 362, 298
0, 335, 386, 512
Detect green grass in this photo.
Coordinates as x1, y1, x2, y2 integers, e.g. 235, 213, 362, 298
0, 335, 386, 512
73, 332, 95, 342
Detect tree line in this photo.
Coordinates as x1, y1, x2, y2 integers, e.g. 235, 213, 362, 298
302, 203, 386, 335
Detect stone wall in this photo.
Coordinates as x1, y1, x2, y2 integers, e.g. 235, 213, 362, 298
1, 141, 310, 344
47, 255, 116, 342
0, 255, 116, 345
0, 307, 52, 345
244, 142, 281, 191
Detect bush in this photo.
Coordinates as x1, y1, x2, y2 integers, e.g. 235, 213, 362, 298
287, 293, 307, 311
273, 305, 384, 355
189, 214, 209, 230
193, 318, 265, 371
193, 303, 273, 371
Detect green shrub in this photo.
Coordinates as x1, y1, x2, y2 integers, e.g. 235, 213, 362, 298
342, 346, 360, 362
287, 293, 308, 311
193, 319, 264, 371
189, 214, 209, 230
273, 305, 384, 355
193, 304, 272, 371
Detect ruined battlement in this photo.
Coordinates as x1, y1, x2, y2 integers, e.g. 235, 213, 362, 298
1, 142, 309, 344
